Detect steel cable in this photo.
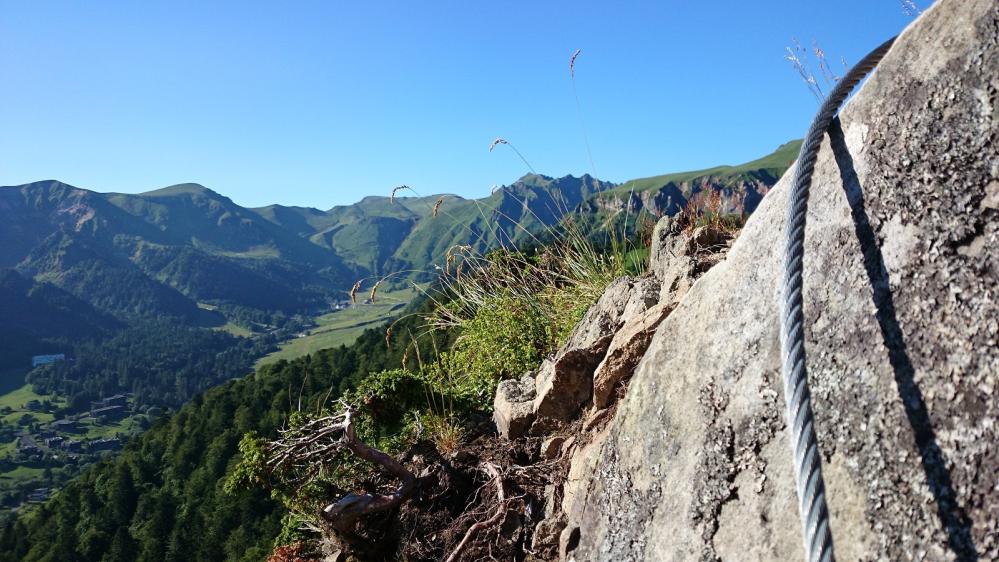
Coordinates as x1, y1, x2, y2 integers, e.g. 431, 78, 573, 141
779, 35, 896, 562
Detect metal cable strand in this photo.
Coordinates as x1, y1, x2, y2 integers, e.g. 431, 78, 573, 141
780, 36, 896, 562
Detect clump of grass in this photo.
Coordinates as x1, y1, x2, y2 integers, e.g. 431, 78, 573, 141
677, 187, 747, 237
400, 202, 639, 410
423, 413, 463, 455
428, 218, 626, 336
900, 0, 920, 17
785, 38, 848, 102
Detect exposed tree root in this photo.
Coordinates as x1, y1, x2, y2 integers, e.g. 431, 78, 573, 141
446, 463, 505, 562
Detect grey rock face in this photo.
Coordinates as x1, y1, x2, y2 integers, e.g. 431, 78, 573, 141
532, 513, 567, 558
649, 216, 697, 304
563, 276, 636, 350
566, 1, 999, 560
648, 218, 733, 305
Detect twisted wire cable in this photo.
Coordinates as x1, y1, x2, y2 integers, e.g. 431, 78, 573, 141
779, 36, 896, 562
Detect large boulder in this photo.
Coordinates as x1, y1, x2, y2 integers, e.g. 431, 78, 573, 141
564, 1, 998, 560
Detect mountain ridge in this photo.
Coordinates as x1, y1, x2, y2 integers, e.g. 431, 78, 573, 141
0, 141, 800, 328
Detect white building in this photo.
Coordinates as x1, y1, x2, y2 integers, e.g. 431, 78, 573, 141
31, 354, 65, 368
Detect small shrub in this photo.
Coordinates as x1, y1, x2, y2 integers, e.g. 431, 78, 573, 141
447, 293, 547, 384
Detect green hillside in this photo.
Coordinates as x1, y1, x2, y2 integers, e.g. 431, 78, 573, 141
254, 285, 419, 369
610, 139, 802, 195
0, 140, 800, 324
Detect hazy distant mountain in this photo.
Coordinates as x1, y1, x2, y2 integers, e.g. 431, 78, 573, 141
0, 141, 799, 327
0, 180, 354, 320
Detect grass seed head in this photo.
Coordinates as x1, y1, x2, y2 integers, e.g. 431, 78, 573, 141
569, 48, 581, 78
349, 280, 362, 304
369, 279, 383, 303
390, 185, 412, 203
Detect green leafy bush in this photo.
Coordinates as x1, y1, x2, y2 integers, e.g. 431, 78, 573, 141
438, 292, 547, 405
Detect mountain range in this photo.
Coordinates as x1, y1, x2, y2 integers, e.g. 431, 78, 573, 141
0, 140, 800, 358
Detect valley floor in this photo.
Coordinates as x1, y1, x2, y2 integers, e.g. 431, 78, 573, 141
254, 285, 421, 369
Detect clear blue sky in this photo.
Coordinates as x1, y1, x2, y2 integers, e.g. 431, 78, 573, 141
0, 1, 926, 208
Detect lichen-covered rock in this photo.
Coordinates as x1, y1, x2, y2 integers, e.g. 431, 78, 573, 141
493, 373, 536, 439
649, 216, 697, 304
621, 276, 661, 321
562, 276, 635, 350
565, 1, 999, 560
649, 218, 733, 305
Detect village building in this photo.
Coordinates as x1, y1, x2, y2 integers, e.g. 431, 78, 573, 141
90, 405, 127, 421
26, 488, 50, 503
49, 419, 78, 431
30, 354, 65, 368
89, 437, 122, 452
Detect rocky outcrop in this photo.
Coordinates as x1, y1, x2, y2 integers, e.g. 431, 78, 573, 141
511, 223, 734, 438
591, 302, 673, 410
493, 213, 737, 559
532, 276, 655, 430
649, 218, 734, 304
562, 0, 998, 560
588, 176, 777, 218
493, 275, 669, 440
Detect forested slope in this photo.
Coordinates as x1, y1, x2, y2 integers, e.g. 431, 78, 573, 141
0, 308, 427, 562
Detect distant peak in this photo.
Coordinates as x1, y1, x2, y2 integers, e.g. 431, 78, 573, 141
141, 183, 220, 198
516, 172, 554, 183
5, 179, 83, 192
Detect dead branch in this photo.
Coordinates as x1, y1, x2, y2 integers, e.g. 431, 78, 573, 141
445, 462, 505, 562
265, 403, 416, 533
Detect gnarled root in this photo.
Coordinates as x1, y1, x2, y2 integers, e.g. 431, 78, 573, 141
446, 462, 507, 562
320, 409, 416, 532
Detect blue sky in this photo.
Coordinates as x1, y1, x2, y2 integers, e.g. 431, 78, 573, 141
0, 1, 926, 208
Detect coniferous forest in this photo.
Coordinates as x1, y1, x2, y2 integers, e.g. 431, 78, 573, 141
0, 305, 427, 562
